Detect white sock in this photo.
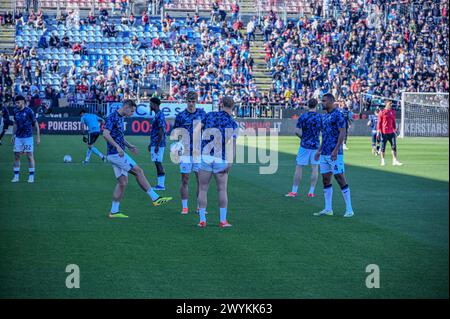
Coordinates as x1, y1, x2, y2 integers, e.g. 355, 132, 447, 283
14, 168, 20, 177
324, 185, 333, 211
91, 146, 104, 159
341, 185, 353, 212
182, 199, 188, 209
220, 207, 227, 223
199, 208, 207, 223
147, 188, 160, 201
85, 148, 92, 161
29, 167, 35, 176
291, 185, 298, 193
111, 201, 120, 214
309, 186, 315, 194
157, 175, 165, 187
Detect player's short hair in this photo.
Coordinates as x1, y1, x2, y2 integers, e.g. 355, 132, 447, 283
186, 91, 198, 102
150, 97, 161, 106
123, 99, 137, 109
307, 98, 318, 109
322, 93, 335, 102
15, 95, 25, 103
222, 96, 234, 109
79, 109, 86, 115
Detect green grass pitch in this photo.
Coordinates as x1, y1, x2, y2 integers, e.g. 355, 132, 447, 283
0, 135, 448, 298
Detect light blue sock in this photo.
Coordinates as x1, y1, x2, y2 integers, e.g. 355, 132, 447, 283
219, 207, 227, 223
85, 148, 92, 161
199, 208, 207, 223
157, 174, 165, 187
147, 188, 159, 201
91, 146, 104, 159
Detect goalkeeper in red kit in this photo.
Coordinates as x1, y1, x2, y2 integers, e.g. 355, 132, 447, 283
377, 100, 403, 166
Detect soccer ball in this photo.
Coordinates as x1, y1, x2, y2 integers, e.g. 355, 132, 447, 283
63, 155, 72, 163
170, 141, 185, 156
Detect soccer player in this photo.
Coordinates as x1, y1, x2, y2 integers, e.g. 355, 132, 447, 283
377, 100, 403, 166
148, 97, 167, 190
0, 105, 13, 145
172, 91, 207, 215
197, 96, 238, 228
367, 107, 380, 155
313, 93, 354, 217
11, 95, 41, 183
80, 109, 106, 163
103, 99, 172, 218
339, 102, 353, 150
286, 98, 322, 198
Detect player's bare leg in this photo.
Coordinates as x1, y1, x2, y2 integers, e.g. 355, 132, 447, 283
180, 173, 190, 214
215, 171, 231, 227
12, 152, 21, 182
391, 139, 403, 166
26, 152, 35, 183
197, 169, 213, 227
109, 175, 128, 218
308, 164, 319, 197
286, 165, 302, 197
129, 165, 172, 206
334, 173, 354, 217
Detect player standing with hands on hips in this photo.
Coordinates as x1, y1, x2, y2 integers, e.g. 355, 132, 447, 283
314, 93, 354, 217
11, 95, 41, 183
377, 100, 403, 166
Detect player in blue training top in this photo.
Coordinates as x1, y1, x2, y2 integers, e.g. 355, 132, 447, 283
172, 91, 207, 215
339, 102, 353, 150
11, 95, 41, 183
103, 99, 172, 218
367, 107, 380, 155
314, 93, 354, 217
80, 109, 106, 164
148, 97, 167, 190
286, 98, 322, 198
197, 96, 238, 228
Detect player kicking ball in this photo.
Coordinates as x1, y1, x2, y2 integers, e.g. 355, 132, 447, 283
11, 95, 41, 183
313, 93, 354, 218
377, 100, 403, 166
197, 96, 238, 228
172, 91, 207, 215
286, 98, 321, 198
148, 97, 167, 190
103, 99, 172, 218
80, 110, 106, 164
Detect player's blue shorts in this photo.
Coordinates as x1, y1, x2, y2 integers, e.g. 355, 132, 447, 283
180, 155, 200, 174
150, 146, 165, 162
320, 154, 345, 175
199, 155, 229, 174
296, 146, 320, 166
107, 153, 137, 178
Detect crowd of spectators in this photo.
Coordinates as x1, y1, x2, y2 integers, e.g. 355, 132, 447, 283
1, 0, 449, 115
261, 0, 449, 110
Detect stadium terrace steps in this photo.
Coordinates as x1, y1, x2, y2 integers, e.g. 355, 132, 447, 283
0, 25, 15, 52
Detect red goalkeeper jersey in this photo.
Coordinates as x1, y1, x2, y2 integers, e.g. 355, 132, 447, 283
377, 109, 397, 134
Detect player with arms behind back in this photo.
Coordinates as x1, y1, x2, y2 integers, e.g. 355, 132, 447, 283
172, 91, 207, 215
103, 99, 172, 218
286, 98, 322, 198
11, 95, 41, 183
148, 97, 167, 190
80, 109, 106, 164
314, 93, 354, 217
197, 96, 238, 228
